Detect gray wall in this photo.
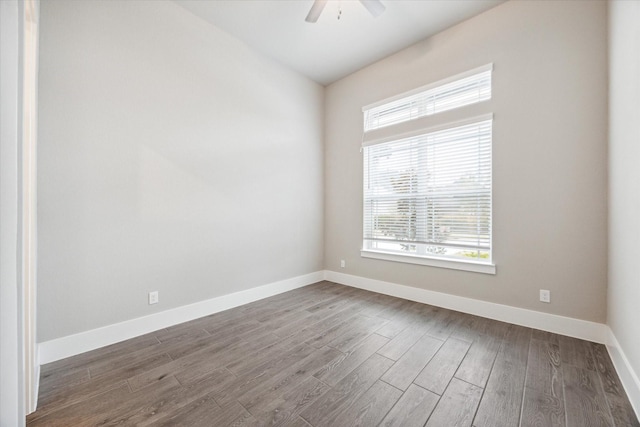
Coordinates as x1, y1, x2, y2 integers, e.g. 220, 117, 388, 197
324, 0, 608, 323
37, 0, 324, 341
1, 0, 26, 424
608, 0, 640, 386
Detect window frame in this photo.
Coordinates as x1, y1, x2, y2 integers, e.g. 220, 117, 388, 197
361, 65, 496, 275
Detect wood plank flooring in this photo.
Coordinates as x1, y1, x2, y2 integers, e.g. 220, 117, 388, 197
28, 281, 639, 427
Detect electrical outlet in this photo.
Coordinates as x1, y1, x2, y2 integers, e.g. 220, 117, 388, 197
340, 259, 346, 268
539, 289, 551, 303
149, 291, 159, 305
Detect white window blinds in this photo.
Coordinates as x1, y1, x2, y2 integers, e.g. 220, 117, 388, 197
364, 67, 492, 132
363, 119, 492, 262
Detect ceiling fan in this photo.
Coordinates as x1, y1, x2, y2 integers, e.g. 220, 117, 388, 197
305, 0, 386, 23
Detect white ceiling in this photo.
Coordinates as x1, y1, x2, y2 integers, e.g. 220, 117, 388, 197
175, 0, 505, 86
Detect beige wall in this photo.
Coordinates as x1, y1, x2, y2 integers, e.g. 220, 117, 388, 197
38, 0, 611, 344
37, 0, 324, 341
325, 0, 608, 322
608, 0, 640, 384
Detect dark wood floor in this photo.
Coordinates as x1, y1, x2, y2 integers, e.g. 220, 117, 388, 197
28, 281, 638, 427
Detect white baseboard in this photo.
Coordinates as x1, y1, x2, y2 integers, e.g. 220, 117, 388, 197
38, 268, 610, 362
38, 271, 324, 364
324, 270, 608, 344
32, 361, 40, 413
36, 268, 637, 420
606, 328, 640, 420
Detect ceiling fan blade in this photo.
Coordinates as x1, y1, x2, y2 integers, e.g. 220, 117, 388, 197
305, 0, 328, 23
359, 0, 385, 18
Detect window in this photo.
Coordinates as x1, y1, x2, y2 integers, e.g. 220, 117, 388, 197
364, 68, 491, 132
362, 65, 495, 274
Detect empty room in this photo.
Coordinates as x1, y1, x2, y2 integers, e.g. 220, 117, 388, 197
1, 0, 639, 426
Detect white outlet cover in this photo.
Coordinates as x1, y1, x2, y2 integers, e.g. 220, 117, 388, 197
539, 290, 551, 303
149, 291, 159, 305
340, 260, 346, 268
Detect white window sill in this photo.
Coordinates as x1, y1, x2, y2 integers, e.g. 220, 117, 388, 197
360, 249, 496, 275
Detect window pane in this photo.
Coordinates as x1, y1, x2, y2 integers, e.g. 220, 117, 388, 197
363, 120, 492, 263
364, 69, 491, 132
